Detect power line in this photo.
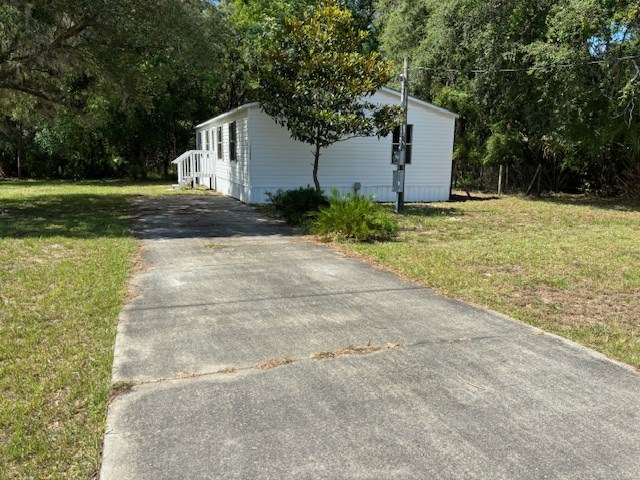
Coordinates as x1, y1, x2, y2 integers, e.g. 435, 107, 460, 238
400, 55, 639, 75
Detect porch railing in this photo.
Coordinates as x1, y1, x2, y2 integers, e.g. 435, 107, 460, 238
172, 150, 215, 185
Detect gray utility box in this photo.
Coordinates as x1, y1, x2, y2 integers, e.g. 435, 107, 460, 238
392, 170, 405, 193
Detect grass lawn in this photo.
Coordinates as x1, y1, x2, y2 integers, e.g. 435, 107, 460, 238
0, 180, 215, 479
344, 194, 640, 369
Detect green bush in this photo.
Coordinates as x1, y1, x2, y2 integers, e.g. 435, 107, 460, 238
312, 189, 398, 242
266, 186, 329, 226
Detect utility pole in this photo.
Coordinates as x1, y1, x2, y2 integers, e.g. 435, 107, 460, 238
394, 57, 410, 213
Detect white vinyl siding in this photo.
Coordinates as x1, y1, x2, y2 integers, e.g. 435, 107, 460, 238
192, 90, 456, 204
248, 89, 454, 203
194, 110, 250, 202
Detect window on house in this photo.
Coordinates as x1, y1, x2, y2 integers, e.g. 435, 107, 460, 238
217, 126, 223, 160
391, 124, 413, 165
229, 121, 237, 162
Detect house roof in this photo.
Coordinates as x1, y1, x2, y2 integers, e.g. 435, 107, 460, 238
194, 88, 458, 130
379, 86, 459, 119
195, 102, 260, 129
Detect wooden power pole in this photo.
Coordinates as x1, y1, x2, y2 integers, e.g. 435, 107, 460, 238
394, 57, 410, 213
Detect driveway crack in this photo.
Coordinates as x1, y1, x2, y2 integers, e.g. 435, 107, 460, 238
109, 342, 404, 399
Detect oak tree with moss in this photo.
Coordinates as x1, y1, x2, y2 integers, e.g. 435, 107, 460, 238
257, 0, 401, 192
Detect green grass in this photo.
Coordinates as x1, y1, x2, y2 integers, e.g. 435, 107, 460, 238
344, 194, 640, 368
0, 180, 216, 480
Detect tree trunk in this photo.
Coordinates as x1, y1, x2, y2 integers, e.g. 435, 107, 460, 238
313, 134, 321, 193
127, 141, 136, 180
457, 162, 472, 198
163, 150, 169, 180
505, 164, 509, 193
140, 150, 148, 181
526, 164, 542, 196
16, 144, 21, 179
536, 162, 542, 197
141, 163, 148, 181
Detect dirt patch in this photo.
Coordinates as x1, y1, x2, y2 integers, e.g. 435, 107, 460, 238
446, 191, 500, 202
109, 381, 134, 402
511, 286, 640, 328
124, 240, 147, 304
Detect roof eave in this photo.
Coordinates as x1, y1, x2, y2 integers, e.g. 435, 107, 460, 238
195, 102, 260, 129
379, 86, 459, 119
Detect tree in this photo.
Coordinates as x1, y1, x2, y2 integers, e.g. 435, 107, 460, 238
257, 0, 401, 192
1, 1, 169, 109
376, 0, 639, 195
340, 0, 379, 51
0, 0, 237, 179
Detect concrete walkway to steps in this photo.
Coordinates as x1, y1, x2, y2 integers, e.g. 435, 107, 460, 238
100, 194, 640, 479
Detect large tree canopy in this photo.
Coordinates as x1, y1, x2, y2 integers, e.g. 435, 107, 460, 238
0, 0, 236, 179
1, 0, 192, 106
257, 0, 401, 191
2, 0, 639, 195
376, 0, 640, 195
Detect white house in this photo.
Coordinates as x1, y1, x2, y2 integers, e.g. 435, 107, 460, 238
173, 87, 458, 204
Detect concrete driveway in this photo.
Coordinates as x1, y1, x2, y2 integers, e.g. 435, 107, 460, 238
100, 194, 640, 479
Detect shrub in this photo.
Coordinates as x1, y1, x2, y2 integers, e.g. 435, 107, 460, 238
266, 186, 329, 226
312, 189, 398, 242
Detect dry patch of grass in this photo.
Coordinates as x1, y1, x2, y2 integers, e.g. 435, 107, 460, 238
345, 194, 640, 368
